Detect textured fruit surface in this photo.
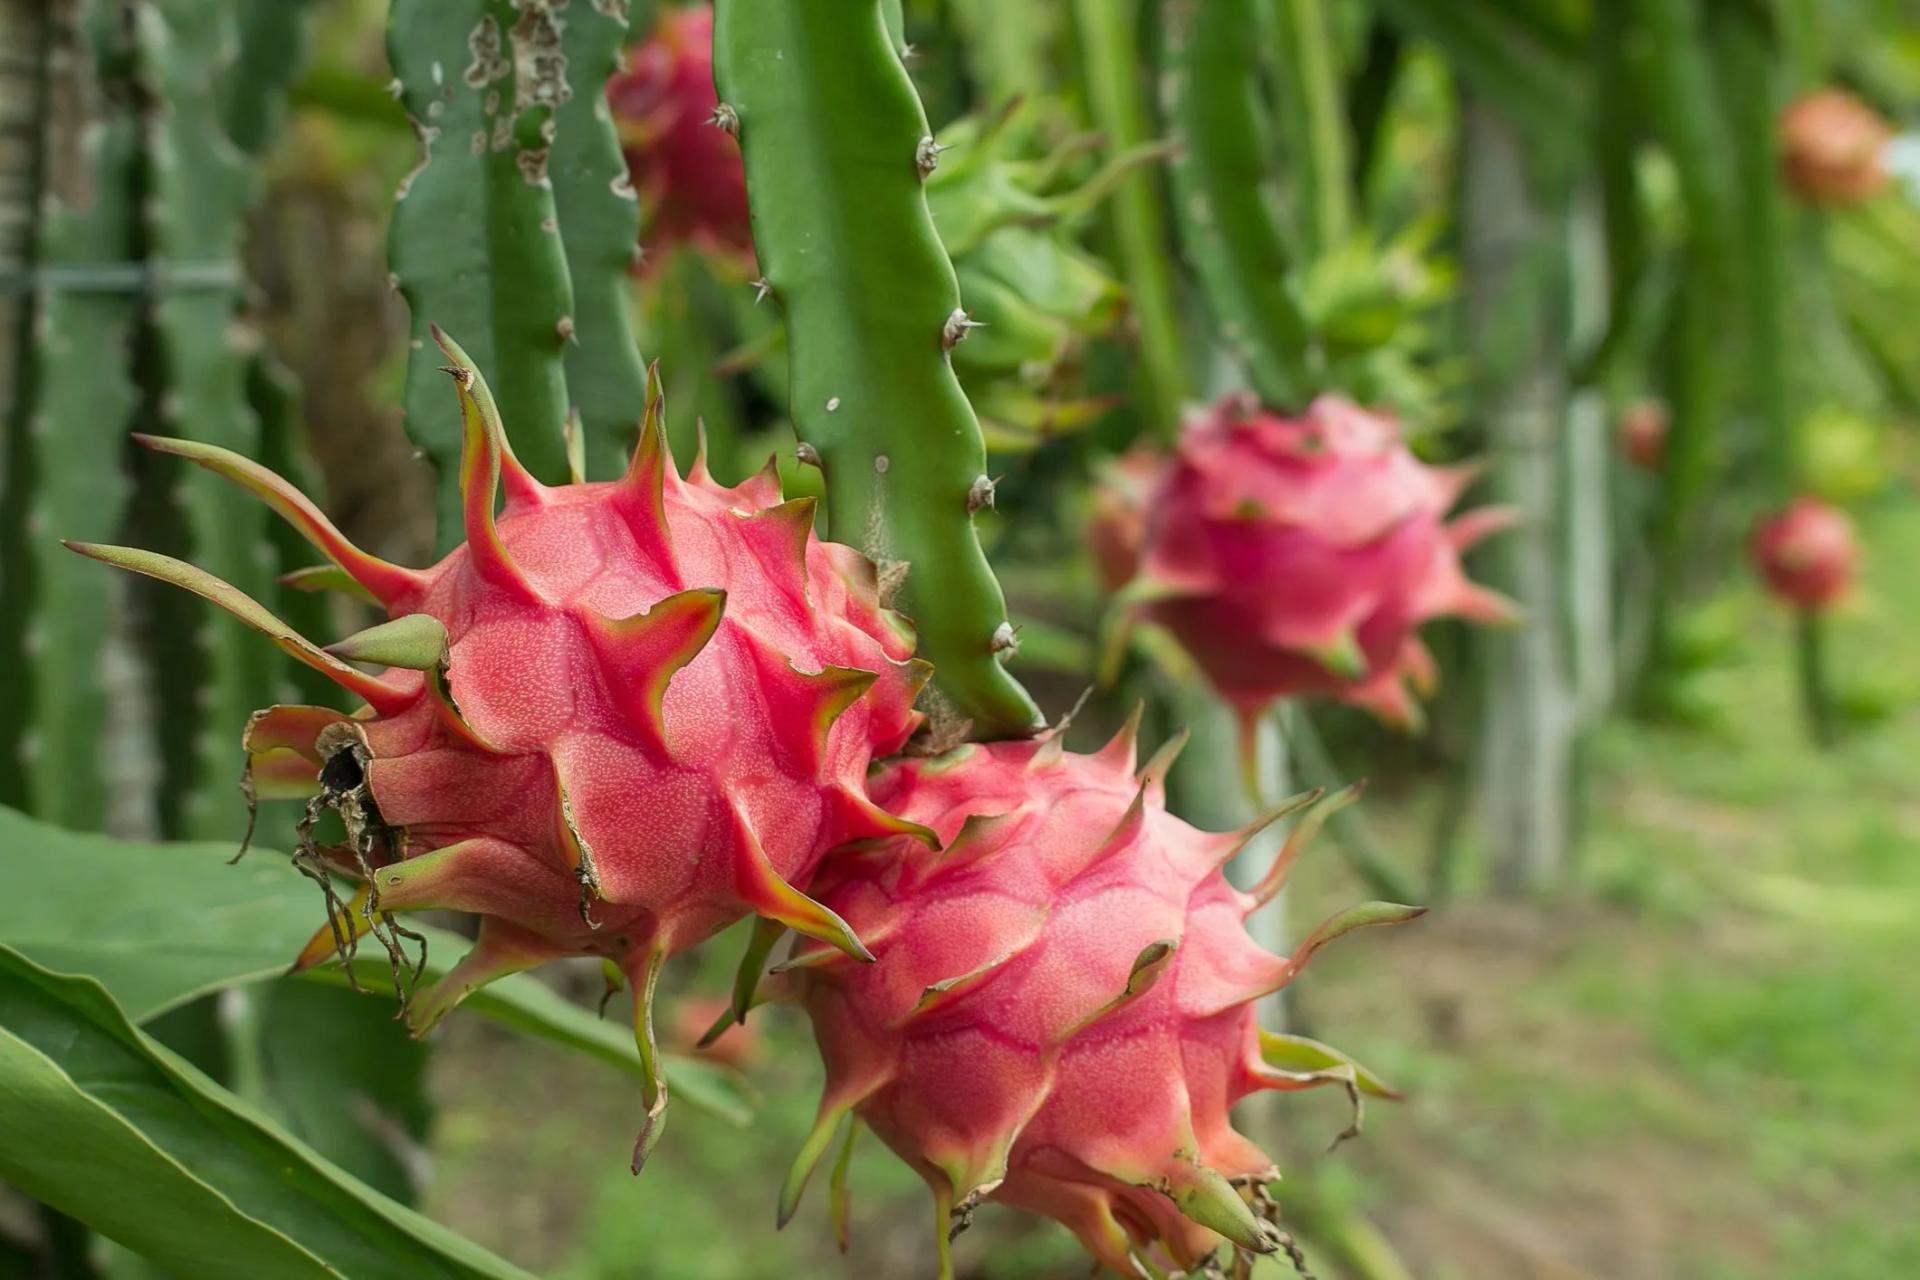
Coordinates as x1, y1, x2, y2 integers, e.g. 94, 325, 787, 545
1779, 88, 1892, 206
1751, 497, 1858, 612
69, 336, 926, 1164
608, 5, 752, 265
1106, 394, 1517, 730
781, 728, 1415, 1275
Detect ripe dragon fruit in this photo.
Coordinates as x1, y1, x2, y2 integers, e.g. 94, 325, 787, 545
1750, 497, 1859, 613
1101, 394, 1518, 733
1618, 398, 1668, 472
1778, 88, 1892, 207
607, 4, 754, 266
770, 723, 1418, 1277
67, 331, 927, 1165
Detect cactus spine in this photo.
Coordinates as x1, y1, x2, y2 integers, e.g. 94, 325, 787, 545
712, 0, 1043, 738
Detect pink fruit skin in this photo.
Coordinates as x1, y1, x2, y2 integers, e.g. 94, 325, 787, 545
1619, 399, 1668, 472
1751, 498, 1858, 612
791, 735, 1409, 1274
1779, 88, 1892, 207
607, 5, 753, 265
1111, 395, 1517, 729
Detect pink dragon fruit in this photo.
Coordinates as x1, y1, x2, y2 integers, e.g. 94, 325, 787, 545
1750, 497, 1859, 612
772, 723, 1417, 1276
608, 4, 754, 266
68, 331, 926, 1164
1618, 398, 1668, 472
1106, 394, 1518, 732
1779, 88, 1893, 207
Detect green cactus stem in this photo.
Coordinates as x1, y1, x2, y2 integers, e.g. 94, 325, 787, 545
0, 0, 140, 826
1267, 0, 1351, 259
386, 0, 577, 546
549, 0, 650, 480
1071, 0, 1186, 437
1165, 0, 1312, 409
141, 0, 280, 839
712, 0, 1043, 738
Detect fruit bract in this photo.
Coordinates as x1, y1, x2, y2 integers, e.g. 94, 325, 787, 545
1751, 497, 1859, 613
68, 332, 927, 1165
1106, 394, 1518, 732
776, 725, 1418, 1276
608, 4, 753, 265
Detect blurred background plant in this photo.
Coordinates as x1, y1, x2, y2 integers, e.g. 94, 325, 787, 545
2, 0, 1919, 1276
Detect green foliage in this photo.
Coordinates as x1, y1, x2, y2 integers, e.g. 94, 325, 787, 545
0, 806, 753, 1127
0, 0, 140, 827
712, 0, 1042, 737
0, 945, 530, 1279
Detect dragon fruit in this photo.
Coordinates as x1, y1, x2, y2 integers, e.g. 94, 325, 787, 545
67, 331, 927, 1164
1750, 497, 1859, 613
1779, 88, 1892, 206
1618, 398, 1668, 472
608, 4, 753, 266
773, 723, 1417, 1276
1105, 394, 1517, 733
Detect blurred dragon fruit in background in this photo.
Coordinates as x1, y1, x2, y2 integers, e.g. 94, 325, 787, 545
608, 4, 753, 265
1096, 394, 1518, 733
1750, 497, 1859, 613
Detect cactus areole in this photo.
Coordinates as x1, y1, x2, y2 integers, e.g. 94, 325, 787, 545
775, 727, 1418, 1276
1751, 497, 1859, 613
1106, 394, 1519, 734
67, 332, 932, 1168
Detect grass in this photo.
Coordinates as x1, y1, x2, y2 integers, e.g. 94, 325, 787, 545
424, 498, 1920, 1278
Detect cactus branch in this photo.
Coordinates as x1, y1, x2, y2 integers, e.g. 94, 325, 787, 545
1165, 0, 1312, 410
386, 0, 577, 548
713, 0, 1043, 738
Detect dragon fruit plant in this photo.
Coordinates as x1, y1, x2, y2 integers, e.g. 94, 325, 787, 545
772, 723, 1417, 1276
1100, 394, 1519, 736
68, 333, 932, 1167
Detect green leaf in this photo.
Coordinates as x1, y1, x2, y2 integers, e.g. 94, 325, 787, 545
0, 807, 322, 1022
251, 981, 433, 1204
0, 806, 752, 1126
0, 945, 529, 1280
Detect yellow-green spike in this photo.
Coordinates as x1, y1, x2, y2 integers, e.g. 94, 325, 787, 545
1070, 940, 1178, 1039
435, 326, 542, 597
1249, 780, 1367, 906
581, 588, 727, 760
64, 542, 413, 714
280, 563, 379, 603
407, 918, 558, 1036
133, 432, 427, 607
732, 804, 874, 962
1164, 1161, 1277, 1256
779, 1103, 851, 1228
324, 613, 449, 671
829, 1113, 861, 1252
628, 942, 671, 1173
